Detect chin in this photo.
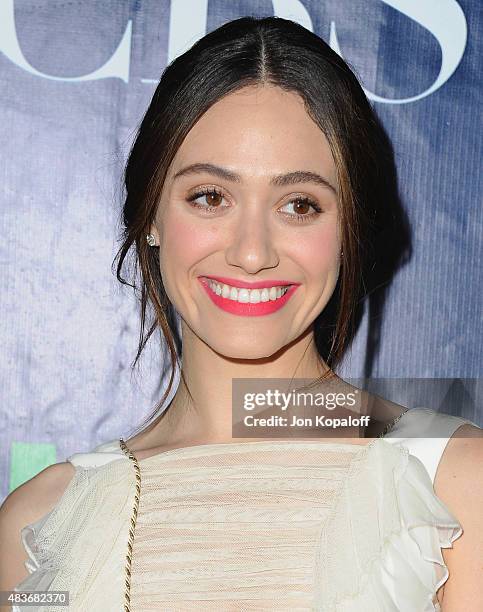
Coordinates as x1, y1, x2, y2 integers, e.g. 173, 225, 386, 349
208, 337, 284, 361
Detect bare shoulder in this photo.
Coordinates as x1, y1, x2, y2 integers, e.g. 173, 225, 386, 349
434, 423, 483, 610
0, 461, 76, 595
436, 423, 483, 490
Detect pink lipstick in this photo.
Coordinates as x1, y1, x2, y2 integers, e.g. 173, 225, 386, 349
198, 276, 300, 317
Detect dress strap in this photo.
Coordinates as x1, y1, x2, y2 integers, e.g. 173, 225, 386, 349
66, 438, 125, 468
383, 408, 477, 484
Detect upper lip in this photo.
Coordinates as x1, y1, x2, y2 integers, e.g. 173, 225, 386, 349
200, 275, 299, 289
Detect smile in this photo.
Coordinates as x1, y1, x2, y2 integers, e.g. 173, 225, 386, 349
198, 276, 300, 317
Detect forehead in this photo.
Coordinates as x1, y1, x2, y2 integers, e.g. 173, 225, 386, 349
169, 84, 336, 182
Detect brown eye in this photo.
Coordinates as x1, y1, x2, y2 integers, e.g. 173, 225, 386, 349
186, 187, 229, 211
278, 196, 323, 224
205, 192, 223, 207
293, 198, 311, 215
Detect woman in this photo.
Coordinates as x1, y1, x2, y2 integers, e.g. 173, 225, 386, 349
1, 16, 481, 611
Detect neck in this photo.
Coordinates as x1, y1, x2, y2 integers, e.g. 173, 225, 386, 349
151, 322, 334, 445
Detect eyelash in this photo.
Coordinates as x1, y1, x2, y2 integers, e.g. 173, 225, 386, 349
186, 187, 323, 223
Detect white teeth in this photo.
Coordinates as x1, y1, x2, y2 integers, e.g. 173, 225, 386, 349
237, 288, 250, 303
206, 279, 290, 304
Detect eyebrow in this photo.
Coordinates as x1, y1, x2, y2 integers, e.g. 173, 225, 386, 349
172, 162, 337, 194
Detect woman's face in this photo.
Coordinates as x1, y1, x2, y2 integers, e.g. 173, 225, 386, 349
151, 84, 341, 359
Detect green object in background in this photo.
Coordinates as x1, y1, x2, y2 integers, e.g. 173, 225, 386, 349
9, 441, 57, 493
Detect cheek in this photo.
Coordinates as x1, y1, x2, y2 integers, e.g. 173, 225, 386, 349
159, 212, 221, 276
289, 224, 341, 278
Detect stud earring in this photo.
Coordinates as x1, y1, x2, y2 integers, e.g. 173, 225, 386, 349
146, 233, 156, 247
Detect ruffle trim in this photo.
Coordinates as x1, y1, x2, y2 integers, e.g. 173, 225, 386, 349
13, 459, 131, 612
12, 467, 92, 612
314, 440, 462, 611
14, 439, 462, 611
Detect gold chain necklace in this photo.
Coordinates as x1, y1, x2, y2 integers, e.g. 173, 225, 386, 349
117, 409, 407, 609
119, 438, 141, 612
378, 409, 407, 438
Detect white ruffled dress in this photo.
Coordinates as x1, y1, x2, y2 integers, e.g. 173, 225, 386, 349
13, 408, 475, 611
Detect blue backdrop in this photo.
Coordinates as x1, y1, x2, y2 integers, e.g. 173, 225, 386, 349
1, 0, 481, 500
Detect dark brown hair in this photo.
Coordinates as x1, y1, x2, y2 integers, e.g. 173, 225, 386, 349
113, 16, 390, 432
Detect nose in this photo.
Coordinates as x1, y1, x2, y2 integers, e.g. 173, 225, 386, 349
224, 206, 280, 274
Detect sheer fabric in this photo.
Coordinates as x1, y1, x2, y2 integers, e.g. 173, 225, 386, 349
13, 409, 475, 611
126, 439, 461, 611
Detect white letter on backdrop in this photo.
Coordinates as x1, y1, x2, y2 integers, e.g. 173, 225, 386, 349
330, 0, 467, 104
272, 0, 313, 30
0, 0, 132, 83
167, 0, 209, 64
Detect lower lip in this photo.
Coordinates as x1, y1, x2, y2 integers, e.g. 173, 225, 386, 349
198, 278, 299, 317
